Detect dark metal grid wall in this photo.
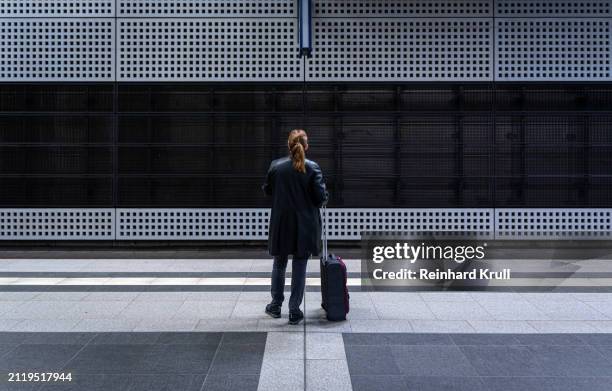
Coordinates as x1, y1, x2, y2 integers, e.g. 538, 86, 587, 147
0, 82, 611, 208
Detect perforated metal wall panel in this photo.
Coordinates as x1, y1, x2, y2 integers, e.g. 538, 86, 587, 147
117, 19, 301, 81
324, 208, 494, 239
0, 19, 115, 81
114, 208, 494, 240
0, 209, 115, 240
496, 209, 612, 239
2, 208, 612, 240
116, 209, 271, 240
0, 0, 115, 17
307, 18, 493, 81
119, 0, 295, 17
495, 19, 612, 81
314, 0, 492, 17
495, 0, 612, 17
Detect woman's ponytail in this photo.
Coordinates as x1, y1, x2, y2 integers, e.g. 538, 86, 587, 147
288, 129, 308, 173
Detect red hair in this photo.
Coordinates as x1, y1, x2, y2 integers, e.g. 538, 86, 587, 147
288, 129, 308, 173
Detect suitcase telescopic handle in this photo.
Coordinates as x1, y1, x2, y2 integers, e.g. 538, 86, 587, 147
321, 205, 328, 259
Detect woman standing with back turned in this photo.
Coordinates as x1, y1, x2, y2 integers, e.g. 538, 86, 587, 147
262, 129, 328, 325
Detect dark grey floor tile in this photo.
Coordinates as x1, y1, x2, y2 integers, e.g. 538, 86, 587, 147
0, 344, 84, 372
157, 332, 222, 345
350, 375, 407, 391
126, 374, 205, 391
25, 333, 95, 345
89, 332, 161, 345
514, 334, 586, 346
459, 345, 543, 377
220, 332, 266, 345
0, 333, 28, 344
403, 376, 486, 391
150, 344, 217, 374
391, 346, 478, 377
208, 344, 265, 375
0, 380, 41, 391
596, 345, 612, 361
63, 344, 159, 374
481, 377, 612, 391
0, 344, 18, 358
451, 334, 520, 346
202, 374, 259, 391
343, 333, 453, 346
345, 346, 401, 376
529, 345, 612, 377
387, 333, 454, 346
579, 334, 612, 346
343, 333, 393, 346
39, 374, 133, 391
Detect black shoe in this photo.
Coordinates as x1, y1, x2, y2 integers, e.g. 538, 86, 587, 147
288, 310, 304, 325
265, 303, 281, 318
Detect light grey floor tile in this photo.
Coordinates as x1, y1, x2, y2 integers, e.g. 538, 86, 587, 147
68, 301, 132, 319
586, 321, 612, 333
195, 319, 259, 332
257, 359, 304, 391
468, 320, 538, 333
306, 359, 352, 391
369, 292, 423, 303
257, 318, 304, 332
133, 292, 194, 302
520, 292, 580, 303
0, 292, 40, 301
72, 318, 140, 332
583, 301, 612, 318
410, 320, 475, 333
186, 292, 241, 301
470, 292, 525, 303
173, 300, 235, 319
528, 320, 599, 333
82, 292, 140, 302
419, 292, 474, 302
306, 332, 346, 360
116, 301, 181, 319
133, 318, 198, 332
372, 300, 436, 320
3, 301, 80, 319
531, 300, 610, 321
344, 305, 380, 320
232, 301, 276, 320
349, 320, 412, 333
0, 319, 20, 331
9, 301, 131, 320
32, 292, 91, 301
263, 332, 303, 360
0, 301, 24, 317
306, 318, 352, 333
478, 299, 550, 321
572, 293, 612, 302
10, 319, 80, 331
239, 291, 274, 302
427, 301, 494, 321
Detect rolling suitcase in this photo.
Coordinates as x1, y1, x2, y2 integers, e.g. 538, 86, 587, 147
320, 206, 349, 321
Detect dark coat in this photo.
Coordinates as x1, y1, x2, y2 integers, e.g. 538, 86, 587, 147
262, 156, 328, 257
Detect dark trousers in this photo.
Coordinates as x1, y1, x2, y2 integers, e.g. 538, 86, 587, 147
271, 254, 309, 313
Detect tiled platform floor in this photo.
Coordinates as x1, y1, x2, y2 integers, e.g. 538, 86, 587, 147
345, 333, 612, 391
3, 252, 612, 390
0, 332, 265, 391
